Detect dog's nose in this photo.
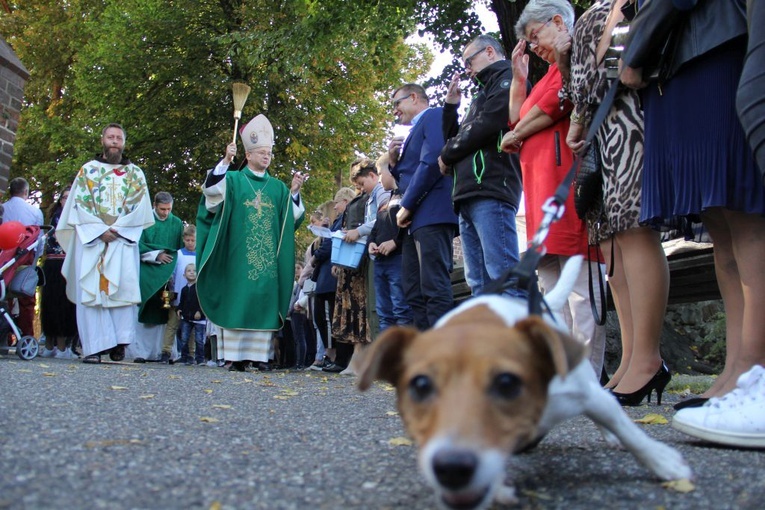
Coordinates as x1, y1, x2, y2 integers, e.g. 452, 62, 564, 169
432, 449, 478, 490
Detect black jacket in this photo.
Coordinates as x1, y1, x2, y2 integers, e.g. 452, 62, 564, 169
179, 283, 205, 321
368, 195, 404, 259
440, 59, 523, 212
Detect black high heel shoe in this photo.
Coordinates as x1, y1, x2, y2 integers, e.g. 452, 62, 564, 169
612, 362, 671, 406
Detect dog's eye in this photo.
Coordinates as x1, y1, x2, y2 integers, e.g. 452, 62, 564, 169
490, 373, 522, 400
408, 375, 435, 402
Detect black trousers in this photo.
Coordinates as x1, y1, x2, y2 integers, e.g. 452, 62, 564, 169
737, 0, 765, 178
313, 292, 335, 349
401, 224, 456, 330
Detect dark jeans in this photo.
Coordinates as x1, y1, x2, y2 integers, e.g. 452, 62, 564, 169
179, 320, 205, 363
289, 311, 309, 367
402, 224, 456, 330
373, 253, 412, 331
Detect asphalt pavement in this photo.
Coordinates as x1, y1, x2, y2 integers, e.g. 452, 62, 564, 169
1, 355, 763, 509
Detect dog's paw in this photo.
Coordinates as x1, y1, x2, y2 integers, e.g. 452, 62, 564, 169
494, 484, 518, 506
595, 424, 621, 448
643, 443, 694, 481
654, 446, 693, 480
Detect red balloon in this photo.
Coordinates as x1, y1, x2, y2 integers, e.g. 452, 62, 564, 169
0, 221, 27, 250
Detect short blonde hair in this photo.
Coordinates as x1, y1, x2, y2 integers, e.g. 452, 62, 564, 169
334, 187, 357, 203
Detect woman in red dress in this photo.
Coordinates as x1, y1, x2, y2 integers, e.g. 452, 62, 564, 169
501, 0, 605, 377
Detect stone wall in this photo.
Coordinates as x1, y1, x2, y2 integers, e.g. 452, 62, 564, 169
0, 37, 29, 194
604, 299, 725, 377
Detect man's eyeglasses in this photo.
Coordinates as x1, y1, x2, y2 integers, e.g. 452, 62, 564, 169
527, 18, 553, 47
392, 93, 413, 109
463, 47, 487, 69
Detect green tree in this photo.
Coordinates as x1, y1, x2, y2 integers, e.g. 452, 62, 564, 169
3, 0, 537, 249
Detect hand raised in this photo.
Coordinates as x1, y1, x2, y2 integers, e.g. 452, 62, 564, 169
445, 71, 462, 104
224, 142, 237, 163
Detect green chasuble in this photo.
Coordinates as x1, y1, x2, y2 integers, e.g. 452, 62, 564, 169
196, 170, 304, 331
138, 212, 184, 324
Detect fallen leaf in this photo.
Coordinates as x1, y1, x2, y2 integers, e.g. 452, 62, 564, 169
212, 404, 232, 409
42, 372, 56, 377
662, 479, 695, 493
204, 389, 213, 394
386, 411, 399, 416
382, 384, 395, 392
388, 437, 412, 447
18, 369, 32, 373
521, 489, 553, 501
209, 502, 222, 510
168, 375, 181, 379
39, 363, 50, 368
273, 395, 291, 400
200, 417, 220, 423
85, 439, 144, 448
110, 385, 128, 391
139, 394, 155, 399
635, 414, 669, 425
282, 390, 299, 396
243, 378, 253, 383
211, 380, 222, 384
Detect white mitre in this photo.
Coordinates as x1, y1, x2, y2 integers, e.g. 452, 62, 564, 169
240, 114, 274, 152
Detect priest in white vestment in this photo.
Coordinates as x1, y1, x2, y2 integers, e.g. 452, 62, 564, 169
57, 123, 154, 363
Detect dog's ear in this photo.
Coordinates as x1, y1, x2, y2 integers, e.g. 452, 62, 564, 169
357, 326, 419, 391
514, 316, 585, 378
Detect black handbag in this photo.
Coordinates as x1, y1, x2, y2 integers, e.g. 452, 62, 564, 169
574, 137, 603, 220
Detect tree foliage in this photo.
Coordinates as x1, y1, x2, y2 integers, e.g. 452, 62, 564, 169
3, 0, 579, 250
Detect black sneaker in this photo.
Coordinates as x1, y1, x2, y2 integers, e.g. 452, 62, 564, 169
308, 356, 330, 371
160, 352, 170, 364
228, 361, 248, 372
109, 344, 126, 361
322, 362, 345, 373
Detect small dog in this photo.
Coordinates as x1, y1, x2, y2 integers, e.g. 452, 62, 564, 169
358, 257, 692, 510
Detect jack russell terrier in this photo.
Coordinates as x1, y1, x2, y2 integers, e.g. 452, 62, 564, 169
358, 256, 692, 510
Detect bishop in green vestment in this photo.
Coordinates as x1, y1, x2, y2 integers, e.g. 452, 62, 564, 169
196, 114, 305, 370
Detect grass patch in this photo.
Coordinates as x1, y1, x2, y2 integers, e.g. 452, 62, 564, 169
666, 374, 715, 394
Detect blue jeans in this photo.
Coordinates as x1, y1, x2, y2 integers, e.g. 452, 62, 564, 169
373, 253, 412, 331
458, 197, 522, 297
179, 320, 206, 363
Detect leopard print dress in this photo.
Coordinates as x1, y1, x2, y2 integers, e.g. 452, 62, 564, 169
567, 0, 644, 244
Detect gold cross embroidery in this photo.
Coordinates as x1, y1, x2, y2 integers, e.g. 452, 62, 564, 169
244, 190, 274, 215
108, 175, 120, 210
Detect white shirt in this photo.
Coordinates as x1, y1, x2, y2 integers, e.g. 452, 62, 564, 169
2, 196, 43, 226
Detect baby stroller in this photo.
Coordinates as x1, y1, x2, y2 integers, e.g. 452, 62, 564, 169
0, 224, 50, 360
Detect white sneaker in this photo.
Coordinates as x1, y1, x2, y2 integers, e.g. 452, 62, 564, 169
55, 347, 79, 360
206, 360, 218, 367
40, 347, 57, 358
672, 365, 765, 448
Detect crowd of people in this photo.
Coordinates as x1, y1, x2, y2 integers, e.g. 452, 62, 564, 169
2, 0, 762, 450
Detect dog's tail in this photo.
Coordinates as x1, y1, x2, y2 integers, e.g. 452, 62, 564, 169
544, 255, 584, 311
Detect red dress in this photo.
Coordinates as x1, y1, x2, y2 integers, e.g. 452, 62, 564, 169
517, 64, 588, 257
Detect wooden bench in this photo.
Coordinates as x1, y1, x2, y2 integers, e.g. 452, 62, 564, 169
451, 246, 719, 306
